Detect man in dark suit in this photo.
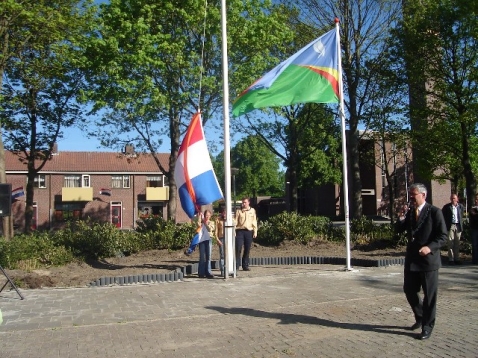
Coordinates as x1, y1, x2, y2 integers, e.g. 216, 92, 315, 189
442, 194, 465, 264
396, 183, 447, 340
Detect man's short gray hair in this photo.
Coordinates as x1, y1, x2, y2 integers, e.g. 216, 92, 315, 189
410, 183, 427, 195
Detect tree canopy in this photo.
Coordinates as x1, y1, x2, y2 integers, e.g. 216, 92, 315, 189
0, 0, 96, 233
84, 0, 294, 219
213, 135, 284, 199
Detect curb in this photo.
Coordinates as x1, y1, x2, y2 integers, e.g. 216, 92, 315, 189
88, 256, 405, 287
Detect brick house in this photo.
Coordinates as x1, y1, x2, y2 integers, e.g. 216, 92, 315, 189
4, 148, 190, 232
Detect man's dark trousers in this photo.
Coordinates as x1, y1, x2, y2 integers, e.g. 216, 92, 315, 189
235, 229, 253, 270
403, 269, 439, 331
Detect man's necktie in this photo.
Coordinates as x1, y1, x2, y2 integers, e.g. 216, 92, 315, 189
415, 208, 419, 221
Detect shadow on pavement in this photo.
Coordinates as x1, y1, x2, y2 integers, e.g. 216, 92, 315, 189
206, 306, 415, 338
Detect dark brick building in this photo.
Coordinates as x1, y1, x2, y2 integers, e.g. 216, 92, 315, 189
297, 133, 451, 219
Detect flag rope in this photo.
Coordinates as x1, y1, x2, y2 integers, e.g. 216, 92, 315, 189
197, 0, 208, 109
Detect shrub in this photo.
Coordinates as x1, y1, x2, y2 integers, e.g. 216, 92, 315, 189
327, 225, 346, 242
349, 216, 403, 249
308, 216, 333, 240
135, 216, 195, 251
0, 232, 74, 270
52, 220, 136, 260
350, 216, 376, 245
257, 220, 282, 246
257, 212, 315, 245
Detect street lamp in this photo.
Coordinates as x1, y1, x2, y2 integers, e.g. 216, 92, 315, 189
231, 167, 239, 213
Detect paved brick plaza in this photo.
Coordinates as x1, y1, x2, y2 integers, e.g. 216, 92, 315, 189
1, 264, 477, 357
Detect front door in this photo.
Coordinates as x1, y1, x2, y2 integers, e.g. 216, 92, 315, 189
111, 202, 122, 228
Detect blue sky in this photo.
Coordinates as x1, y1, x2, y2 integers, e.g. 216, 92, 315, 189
56, 114, 229, 156
57, 126, 112, 152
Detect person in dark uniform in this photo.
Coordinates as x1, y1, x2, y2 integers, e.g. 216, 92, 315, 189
395, 183, 447, 340
468, 194, 478, 264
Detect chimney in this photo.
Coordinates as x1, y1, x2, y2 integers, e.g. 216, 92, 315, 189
124, 144, 134, 155
52, 142, 59, 155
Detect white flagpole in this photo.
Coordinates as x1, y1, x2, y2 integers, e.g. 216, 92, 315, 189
220, 0, 236, 279
335, 18, 352, 271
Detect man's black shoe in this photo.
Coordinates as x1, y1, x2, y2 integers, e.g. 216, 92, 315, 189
206, 274, 214, 279
417, 329, 432, 340
409, 322, 422, 331
243, 267, 251, 271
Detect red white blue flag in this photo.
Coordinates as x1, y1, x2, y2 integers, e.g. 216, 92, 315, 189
174, 112, 223, 218
11, 186, 25, 199
99, 188, 111, 196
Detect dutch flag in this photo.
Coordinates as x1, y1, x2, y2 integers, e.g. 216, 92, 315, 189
11, 186, 25, 199
99, 188, 111, 196
174, 112, 223, 218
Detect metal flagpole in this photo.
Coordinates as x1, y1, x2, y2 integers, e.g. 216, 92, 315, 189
220, 0, 236, 279
335, 18, 352, 271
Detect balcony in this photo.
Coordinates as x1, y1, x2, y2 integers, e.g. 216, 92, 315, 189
62, 187, 93, 202
146, 187, 169, 201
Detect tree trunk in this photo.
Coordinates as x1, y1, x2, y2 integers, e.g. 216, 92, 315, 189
0, 129, 11, 240
348, 130, 362, 218
461, 121, 477, 208
24, 170, 36, 234
168, 111, 181, 221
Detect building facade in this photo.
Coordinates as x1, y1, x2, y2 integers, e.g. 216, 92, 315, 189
4, 149, 190, 232
297, 133, 451, 219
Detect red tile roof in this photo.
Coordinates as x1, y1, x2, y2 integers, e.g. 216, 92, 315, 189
5, 151, 171, 173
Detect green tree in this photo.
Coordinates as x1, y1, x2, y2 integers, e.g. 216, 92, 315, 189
239, 103, 341, 212
85, 0, 293, 220
358, 51, 411, 222
213, 135, 284, 200
295, 0, 402, 218
231, 9, 341, 212
0, 0, 96, 233
399, 0, 478, 204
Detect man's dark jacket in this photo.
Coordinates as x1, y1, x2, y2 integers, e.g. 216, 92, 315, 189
441, 202, 465, 231
396, 203, 447, 272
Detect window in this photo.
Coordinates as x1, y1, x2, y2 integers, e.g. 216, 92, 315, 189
34, 174, 46, 188
112, 175, 130, 188
64, 174, 90, 188
146, 175, 165, 187
138, 203, 163, 218
54, 203, 83, 222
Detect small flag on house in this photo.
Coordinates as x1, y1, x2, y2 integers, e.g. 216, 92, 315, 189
11, 186, 25, 199
99, 188, 111, 196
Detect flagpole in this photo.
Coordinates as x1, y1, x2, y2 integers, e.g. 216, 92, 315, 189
220, 0, 236, 279
335, 18, 352, 271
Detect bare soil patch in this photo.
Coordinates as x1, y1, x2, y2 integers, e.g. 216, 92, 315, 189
1, 240, 411, 290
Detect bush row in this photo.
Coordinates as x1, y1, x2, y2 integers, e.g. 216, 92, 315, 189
0, 217, 197, 270
2, 213, 471, 271
256, 212, 403, 247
